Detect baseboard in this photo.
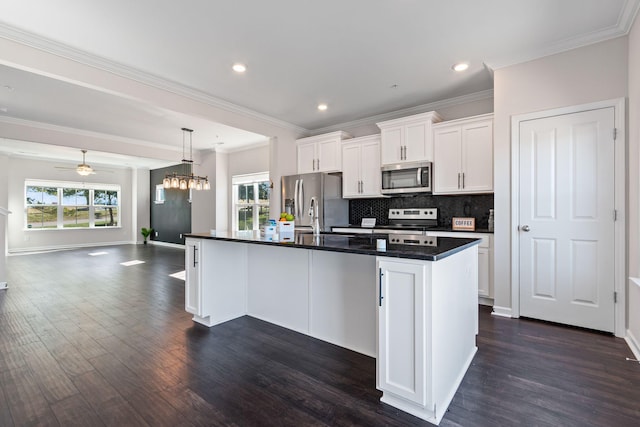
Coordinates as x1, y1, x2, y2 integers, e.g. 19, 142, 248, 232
479, 296, 494, 306
491, 305, 513, 318
8, 240, 135, 255
625, 329, 640, 360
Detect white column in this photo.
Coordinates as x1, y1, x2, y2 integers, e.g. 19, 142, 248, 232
0, 207, 10, 289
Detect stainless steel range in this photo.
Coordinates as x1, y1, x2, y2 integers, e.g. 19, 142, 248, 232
374, 208, 439, 246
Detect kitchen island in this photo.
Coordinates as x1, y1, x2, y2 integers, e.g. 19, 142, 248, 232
184, 231, 479, 425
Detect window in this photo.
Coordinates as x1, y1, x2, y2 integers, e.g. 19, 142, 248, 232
154, 184, 165, 204
232, 172, 270, 231
25, 180, 121, 229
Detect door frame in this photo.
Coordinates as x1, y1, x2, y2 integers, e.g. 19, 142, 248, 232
510, 98, 626, 337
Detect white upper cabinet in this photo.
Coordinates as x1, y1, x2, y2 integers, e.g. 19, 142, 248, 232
433, 114, 493, 194
342, 135, 382, 198
297, 131, 351, 174
377, 111, 442, 165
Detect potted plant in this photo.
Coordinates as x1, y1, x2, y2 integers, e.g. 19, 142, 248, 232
141, 227, 153, 245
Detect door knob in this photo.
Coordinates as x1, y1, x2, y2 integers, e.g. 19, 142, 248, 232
521, 225, 530, 232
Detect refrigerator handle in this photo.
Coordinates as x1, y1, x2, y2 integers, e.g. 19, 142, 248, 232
294, 179, 299, 218
299, 179, 304, 219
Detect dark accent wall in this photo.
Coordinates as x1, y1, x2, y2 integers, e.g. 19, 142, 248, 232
150, 165, 192, 245
350, 193, 494, 229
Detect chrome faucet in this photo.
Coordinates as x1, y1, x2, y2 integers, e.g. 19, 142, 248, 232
309, 196, 320, 235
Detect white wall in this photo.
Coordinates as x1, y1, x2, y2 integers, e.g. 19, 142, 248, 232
6, 156, 138, 252
493, 36, 629, 316
627, 12, 640, 350
191, 150, 218, 234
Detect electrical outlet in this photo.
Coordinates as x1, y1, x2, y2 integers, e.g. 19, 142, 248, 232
180, 233, 183, 239
155, 231, 158, 237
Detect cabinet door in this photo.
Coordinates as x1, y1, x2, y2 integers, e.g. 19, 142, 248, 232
461, 120, 493, 192
317, 138, 341, 172
377, 259, 427, 406
380, 127, 403, 165
360, 140, 381, 197
477, 247, 490, 298
185, 239, 201, 315
342, 144, 361, 198
297, 141, 316, 174
433, 127, 463, 194
405, 121, 429, 162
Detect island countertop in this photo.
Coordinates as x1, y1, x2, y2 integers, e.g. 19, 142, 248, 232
184, 231, 480, 261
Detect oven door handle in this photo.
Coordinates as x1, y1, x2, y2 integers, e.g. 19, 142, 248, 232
417, 167, 422, 186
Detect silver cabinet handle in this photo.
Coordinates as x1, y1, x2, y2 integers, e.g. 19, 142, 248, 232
521, 225, 531, 232
193, 245, 197, 267
462, 172, 465, 189
458, 173, 461, 189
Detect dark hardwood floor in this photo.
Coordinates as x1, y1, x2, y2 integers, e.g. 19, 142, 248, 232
1, 244, 639, 426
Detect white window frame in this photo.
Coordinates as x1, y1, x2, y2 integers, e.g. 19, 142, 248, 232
25, 179, 121, 230
232, 172, 270, 231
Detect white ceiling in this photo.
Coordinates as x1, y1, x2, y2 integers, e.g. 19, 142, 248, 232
0, 0, 638, 167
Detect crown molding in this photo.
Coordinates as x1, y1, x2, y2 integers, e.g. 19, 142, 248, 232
0, 24, 307, 135
0, 115, 184, 153
308, 89, 494, 136
486, 0, 640, 70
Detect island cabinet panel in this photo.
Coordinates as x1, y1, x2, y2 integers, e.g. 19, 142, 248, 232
309, 251, 377, 357
185, 238, 248, 327
376, 247, 478, 425
185, 238, 201, 316
247, 245, 310, 334
377, 259, 429, 406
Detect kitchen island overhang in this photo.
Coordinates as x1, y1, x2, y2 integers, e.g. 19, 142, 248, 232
184, 231, 480, 425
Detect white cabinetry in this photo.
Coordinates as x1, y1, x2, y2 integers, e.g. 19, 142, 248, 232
185, 238, 202, 316
297, 131, 351, 173
184, 238, 247, 327
433, 114, 493, 194
377, 258, 427, 405
342, 135, 382, 198
376, 248, 478, 424
426, 231, 493, 301
377, 111, 442, 165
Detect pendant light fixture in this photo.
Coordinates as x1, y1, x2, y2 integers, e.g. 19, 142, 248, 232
163, 128, 211, 191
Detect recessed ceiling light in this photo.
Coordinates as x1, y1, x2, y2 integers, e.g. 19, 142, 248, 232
452, 62, 469, 72
317, 103, 328, 111
232, 63, 247, 73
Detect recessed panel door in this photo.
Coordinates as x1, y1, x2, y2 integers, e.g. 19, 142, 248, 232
519, 108, 615, 332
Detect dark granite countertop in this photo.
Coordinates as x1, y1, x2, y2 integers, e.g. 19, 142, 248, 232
332, 225, 494, 234
184, 231, 480, 262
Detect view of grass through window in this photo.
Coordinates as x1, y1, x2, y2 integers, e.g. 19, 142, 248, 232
233, 173, 270, 231
25, 182, 120, 229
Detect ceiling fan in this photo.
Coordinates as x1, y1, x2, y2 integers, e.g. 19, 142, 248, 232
54, 149, 97, 175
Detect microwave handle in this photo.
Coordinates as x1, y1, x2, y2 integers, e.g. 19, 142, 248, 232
417, 167, 422, 185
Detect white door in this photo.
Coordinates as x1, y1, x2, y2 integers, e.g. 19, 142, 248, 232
519, 107, 615, 332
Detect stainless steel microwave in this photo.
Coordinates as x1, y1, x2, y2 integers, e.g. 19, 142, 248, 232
381, 161, 432, 195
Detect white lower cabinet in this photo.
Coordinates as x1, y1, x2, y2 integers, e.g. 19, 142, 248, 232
184, 238, 248, 327
377, 258, 428, 406
376, 248, 478, 424
185, 238, 202, 316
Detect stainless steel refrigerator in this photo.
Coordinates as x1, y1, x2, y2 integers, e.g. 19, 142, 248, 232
281, 172, 348, 232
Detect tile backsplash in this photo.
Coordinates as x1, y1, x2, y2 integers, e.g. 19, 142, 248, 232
350, 194, 494, 229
